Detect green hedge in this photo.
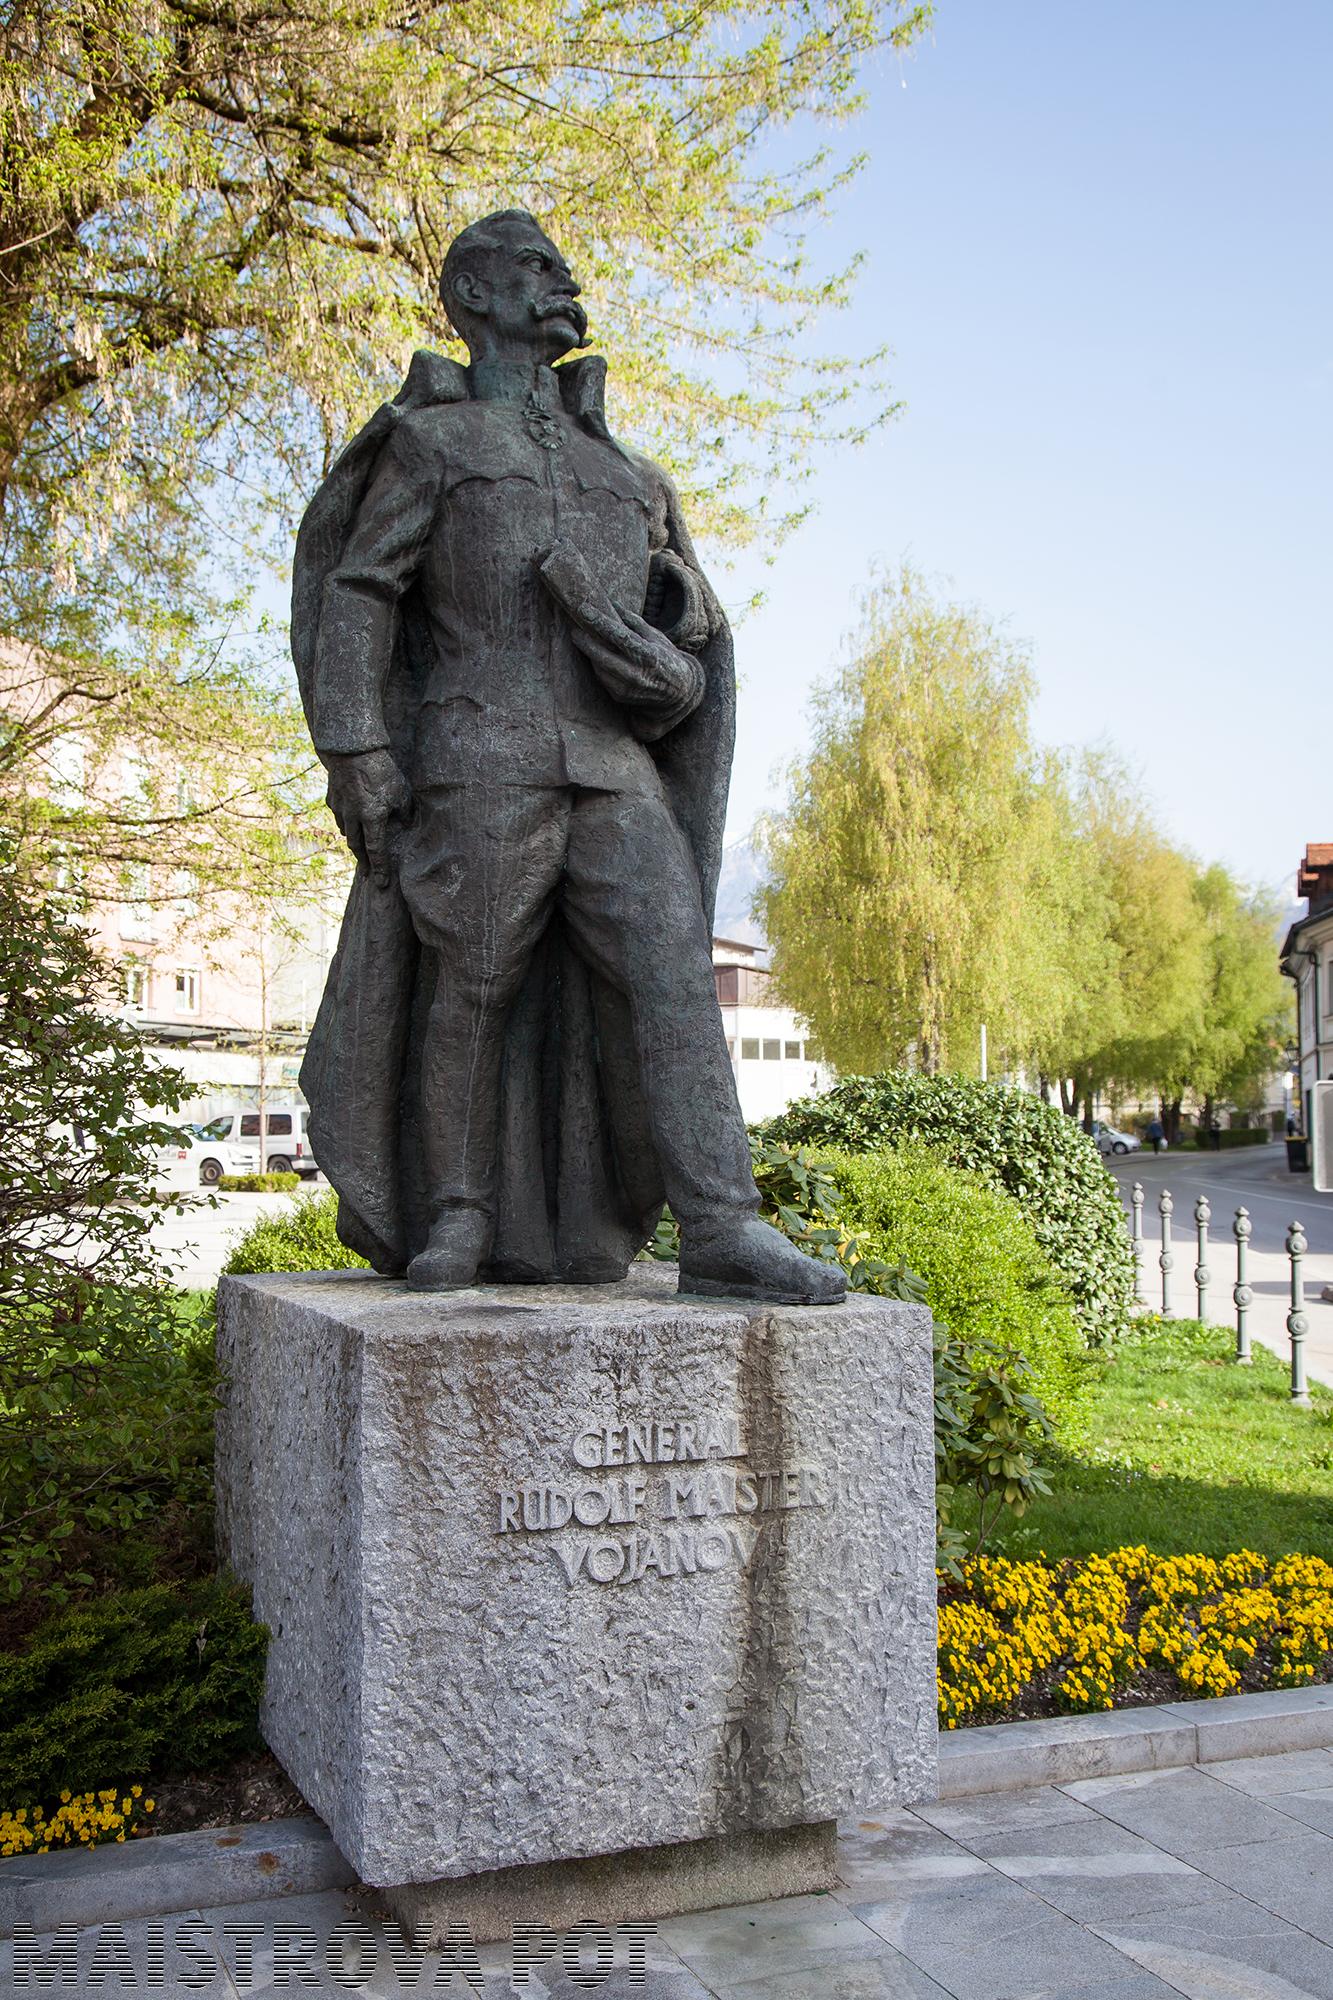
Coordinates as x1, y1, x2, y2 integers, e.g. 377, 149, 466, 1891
222, 1189, 366, 1275
218, 1171, 301, 1192
0, 1581, 266, 1803
825, 1149, 1093, 1439
761, 1073, 1136, 1345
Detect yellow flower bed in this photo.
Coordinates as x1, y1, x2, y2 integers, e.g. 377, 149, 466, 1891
0, 1786, 154, 1856
939, 1548, 1333, 1727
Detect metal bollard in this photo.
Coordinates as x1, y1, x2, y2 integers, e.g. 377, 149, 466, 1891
1233, 1208, 1252, 1364
1159, 1189, 1174, 1319
1194, 1195, 1211, 1323
1287, 1221, 1311, 1406
1131, 1181, 1145, 1303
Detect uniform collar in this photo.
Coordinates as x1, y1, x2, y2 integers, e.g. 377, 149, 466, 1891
396, 348, 612, 441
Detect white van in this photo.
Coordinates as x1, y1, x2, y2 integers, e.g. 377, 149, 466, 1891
199, 1106, 319, 1178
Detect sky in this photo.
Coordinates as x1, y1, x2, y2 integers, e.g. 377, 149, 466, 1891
716, 0, 1333, 899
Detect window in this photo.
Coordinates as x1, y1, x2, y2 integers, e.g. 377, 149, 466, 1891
119, 862, 154, 941
762, 1039, 780, 1061
784, 1040, 801, 1060
171, 868, 199, 920
173, 967, 199, 1012
123, 963, 149, 1010
266, 1113, 293, 1136
240, 1114, 261, 1138
740, 1038, 760, 1061
714, 966, 739, 1005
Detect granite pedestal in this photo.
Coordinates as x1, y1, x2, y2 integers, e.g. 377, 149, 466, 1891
215, 1262, 937, 1940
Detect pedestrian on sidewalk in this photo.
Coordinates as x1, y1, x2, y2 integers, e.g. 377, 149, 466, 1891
1147, 1116, 1165, 1155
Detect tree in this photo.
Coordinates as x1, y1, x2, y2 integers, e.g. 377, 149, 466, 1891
756, 568, 1102, 1076
1030, 754, 1208, 1128
0, 635, 340, 923
1146, 865, 1291, 1133
0, 853, 213, 1602
1, 0, 930, 680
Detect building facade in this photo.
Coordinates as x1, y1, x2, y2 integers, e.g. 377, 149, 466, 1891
1281, 843, 1333, 1132
712, 936, 834, 1124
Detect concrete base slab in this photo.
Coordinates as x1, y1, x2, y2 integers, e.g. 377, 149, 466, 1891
378, 1820, 838, 1946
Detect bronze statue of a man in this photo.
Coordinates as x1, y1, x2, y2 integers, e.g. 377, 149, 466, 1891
292, 208, 842, 1306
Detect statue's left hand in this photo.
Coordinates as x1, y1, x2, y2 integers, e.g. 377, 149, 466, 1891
323, 749, 413, 890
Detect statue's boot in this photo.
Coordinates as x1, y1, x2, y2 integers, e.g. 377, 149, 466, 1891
679, 1215, 846, 1306
406, 1208, 491, 1292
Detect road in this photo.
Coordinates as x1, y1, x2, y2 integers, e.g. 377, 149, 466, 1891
150, 1183, 324, 1290
1104, 1143, 1333, 1388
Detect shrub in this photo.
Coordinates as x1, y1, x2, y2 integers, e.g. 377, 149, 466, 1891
0, 1579, 267, 1804
217, 1171, 301, 1192
761, 1072, 1136, 1344
825, 1150, 1093, 1438
0, 862, 217, 1603
222, 1190, 367, 1275
1182, 1128, 1271, 1151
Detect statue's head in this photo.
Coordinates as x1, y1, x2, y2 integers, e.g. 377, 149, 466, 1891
440, 210, 588, 363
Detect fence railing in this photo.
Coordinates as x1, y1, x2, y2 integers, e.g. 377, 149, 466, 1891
1127, 1181, 1311, 1406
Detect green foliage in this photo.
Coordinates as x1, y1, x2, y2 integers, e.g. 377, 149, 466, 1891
1, 0, 931, 704
218, 1172, 301, 1193
0, 1581, 266, 1803
222, 1190, 367, 1276
762, 1073, 1137, 1346
826, 1150, 1092, 1436
972, 1317, 1333, 1564
932, 1331, 1054, 1570
0, 862, 216, 1603
1183, 1128, 1272, 1150
756, 567, 1111, 1077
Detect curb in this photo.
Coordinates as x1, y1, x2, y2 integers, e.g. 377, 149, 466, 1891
937, 1682, 1333, 1796
3, 1684, 1330, 1938
0, 1816, 354, 1940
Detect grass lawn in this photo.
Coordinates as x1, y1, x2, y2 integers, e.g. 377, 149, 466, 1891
964, 1316, 1333, 1562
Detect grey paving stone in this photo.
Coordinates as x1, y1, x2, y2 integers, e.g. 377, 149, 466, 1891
658, 1890, 896, 1989
469, 1918, 714, 1999
1263, 1787, 1333, 1836
835, 1816, 993, 1900
914, 1786, 1098, 1841
1182, 1831, 1333, 1946
1206, 1748, 1333, 1796
1068, 1982, 1197, 1998
0, 1908, 240, 1997
715, 1944, 955, 1997
1096, 1920, 1333, 1998
883, 1909, 1155, 1999
952, 1815, 1219, 1924
1061, 1765, 1314, 1856
851, 1870, 1061, 1955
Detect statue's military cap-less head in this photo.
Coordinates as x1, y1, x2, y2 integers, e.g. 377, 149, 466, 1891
438, 209, 590, 363
291, 209, 844, 1307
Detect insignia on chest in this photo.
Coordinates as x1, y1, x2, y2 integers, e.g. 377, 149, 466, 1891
522, 390, 564, 451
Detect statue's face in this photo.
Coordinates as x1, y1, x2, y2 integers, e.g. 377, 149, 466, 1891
457, 221, 587, 359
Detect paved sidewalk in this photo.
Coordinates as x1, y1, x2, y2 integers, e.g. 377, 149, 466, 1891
7, 1751, 1333, 1997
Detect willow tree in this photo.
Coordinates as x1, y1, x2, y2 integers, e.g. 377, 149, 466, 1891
757, 569, 1104, 1076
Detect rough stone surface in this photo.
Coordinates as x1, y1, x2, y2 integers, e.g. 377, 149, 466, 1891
379, 1821, 837, 1947
216, 1262, 937, 1889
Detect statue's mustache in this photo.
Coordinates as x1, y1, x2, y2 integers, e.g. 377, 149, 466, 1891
530, 294, 589, 342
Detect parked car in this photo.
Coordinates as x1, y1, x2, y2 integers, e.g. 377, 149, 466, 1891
188, 1121, 262, 1186
198, 1106, 319, 1178
1091, 1120, 1141, 1157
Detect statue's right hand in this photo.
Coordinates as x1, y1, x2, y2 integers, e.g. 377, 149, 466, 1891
323, 749, 413, 890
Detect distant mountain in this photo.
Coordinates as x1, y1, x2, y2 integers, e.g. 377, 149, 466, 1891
712, 834, 769, 953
